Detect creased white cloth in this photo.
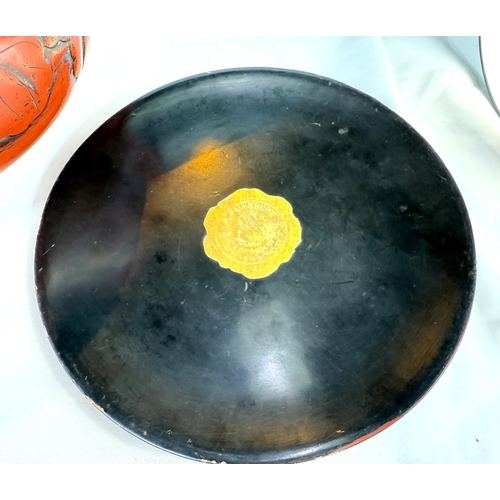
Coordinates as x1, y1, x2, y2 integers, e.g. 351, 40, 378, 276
0, 36, 498, 463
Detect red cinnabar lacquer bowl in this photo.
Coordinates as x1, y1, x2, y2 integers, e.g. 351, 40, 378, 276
0, 36, 87, 172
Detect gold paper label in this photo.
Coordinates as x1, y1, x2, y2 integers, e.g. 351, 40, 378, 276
203, 188, 301, 279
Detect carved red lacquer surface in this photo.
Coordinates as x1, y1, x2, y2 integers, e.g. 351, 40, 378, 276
0, 36, 87, 171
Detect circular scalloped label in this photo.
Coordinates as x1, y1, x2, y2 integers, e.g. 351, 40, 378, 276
203, 188, 301, 279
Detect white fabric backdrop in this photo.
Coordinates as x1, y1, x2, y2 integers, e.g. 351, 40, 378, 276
0, 36, 498, 464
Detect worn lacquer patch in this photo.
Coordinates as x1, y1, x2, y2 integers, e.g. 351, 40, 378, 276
203, 188, 301, 279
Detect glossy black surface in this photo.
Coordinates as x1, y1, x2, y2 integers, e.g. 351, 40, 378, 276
35, 69, 475, 463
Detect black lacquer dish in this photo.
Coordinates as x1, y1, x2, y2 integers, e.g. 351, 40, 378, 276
35, 68, 475, 463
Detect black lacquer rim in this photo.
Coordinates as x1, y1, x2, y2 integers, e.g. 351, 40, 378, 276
479, 36, 500, 118
34, 67, 477, 464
